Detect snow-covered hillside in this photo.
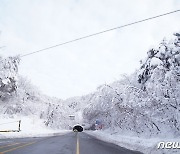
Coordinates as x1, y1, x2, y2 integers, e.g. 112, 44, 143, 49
0, 57, 74, 131
82, 33, 180, 138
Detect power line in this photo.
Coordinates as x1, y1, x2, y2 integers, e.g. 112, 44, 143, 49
20, 9, 180, 57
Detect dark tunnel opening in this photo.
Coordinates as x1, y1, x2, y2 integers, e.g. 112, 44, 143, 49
73, 125, 83, 132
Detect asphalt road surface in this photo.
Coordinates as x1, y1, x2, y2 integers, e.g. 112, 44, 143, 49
0, 132, 143, 154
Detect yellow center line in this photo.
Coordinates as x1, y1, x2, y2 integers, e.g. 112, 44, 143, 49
76, 133, 80, 154
1, 141, 36, 154
0, 143, 20, 149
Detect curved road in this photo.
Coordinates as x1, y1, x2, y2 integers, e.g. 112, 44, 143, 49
0, 132, 143, 154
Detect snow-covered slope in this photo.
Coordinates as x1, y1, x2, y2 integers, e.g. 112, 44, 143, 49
82, 33, 180, 138
0, 57, 73, 131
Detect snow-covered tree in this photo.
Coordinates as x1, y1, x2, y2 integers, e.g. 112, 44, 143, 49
82, 32, 180, 137
0, 56, 20, 100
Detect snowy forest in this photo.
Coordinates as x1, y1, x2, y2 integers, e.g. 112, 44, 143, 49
82, 33, 180, 138
0, 56, 73, 129
0, 32, 180, 138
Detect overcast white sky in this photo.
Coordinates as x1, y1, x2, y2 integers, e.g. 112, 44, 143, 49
0, 0, 179, 99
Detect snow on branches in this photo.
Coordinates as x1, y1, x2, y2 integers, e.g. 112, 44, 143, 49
0, 56, 20, 99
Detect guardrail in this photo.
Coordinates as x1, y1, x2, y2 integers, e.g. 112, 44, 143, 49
0, 120, 21, 132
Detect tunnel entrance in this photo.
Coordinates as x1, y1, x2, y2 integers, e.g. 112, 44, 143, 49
73, 125, 83, 132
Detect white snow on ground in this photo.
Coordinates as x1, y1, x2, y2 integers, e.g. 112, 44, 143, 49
85, 130, 180, 154
0, 117, 70, 139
